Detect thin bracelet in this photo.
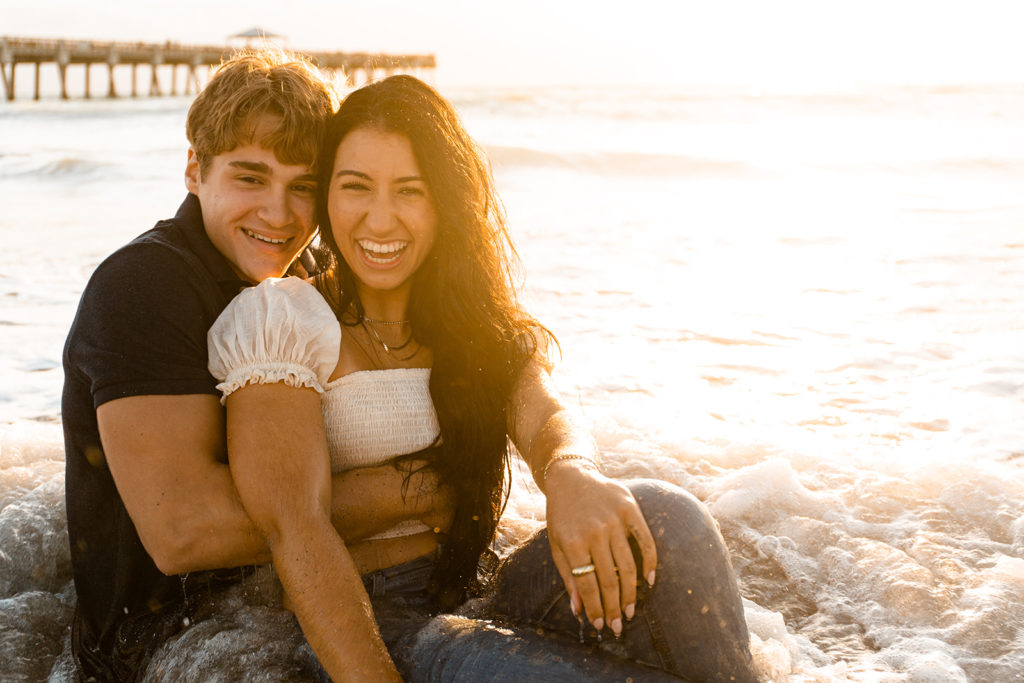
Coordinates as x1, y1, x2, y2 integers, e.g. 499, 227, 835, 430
541, 453, 600, 484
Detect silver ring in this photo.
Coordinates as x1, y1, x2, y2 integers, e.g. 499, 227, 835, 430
571, 563, 596, 577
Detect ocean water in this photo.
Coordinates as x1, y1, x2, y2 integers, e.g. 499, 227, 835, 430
1, 81, 1023, 680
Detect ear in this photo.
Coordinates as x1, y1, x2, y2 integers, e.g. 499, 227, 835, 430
184, 147, 201, 195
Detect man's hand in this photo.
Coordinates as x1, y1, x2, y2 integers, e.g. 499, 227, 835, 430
331, 459, 455, 540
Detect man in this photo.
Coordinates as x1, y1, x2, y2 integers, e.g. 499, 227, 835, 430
62, 48, 434, 681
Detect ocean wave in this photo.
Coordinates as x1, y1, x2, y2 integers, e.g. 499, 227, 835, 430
0, 154, 112, 180
5, 415, 1024, 680
487, 144, 754, 177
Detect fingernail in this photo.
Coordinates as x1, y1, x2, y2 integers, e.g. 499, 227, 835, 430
593, 617, 604, 632
625, 603, 635, 620
611, 618, 622, 637
647, 570, 656, 586
569, 594, 579, 618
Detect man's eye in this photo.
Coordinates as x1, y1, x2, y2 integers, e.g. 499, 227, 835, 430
238, 175, 262, 184
293, 183, 316, 193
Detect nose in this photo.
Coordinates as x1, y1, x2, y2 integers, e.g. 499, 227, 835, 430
364, 191, 395, 236
257, 185, 292, 228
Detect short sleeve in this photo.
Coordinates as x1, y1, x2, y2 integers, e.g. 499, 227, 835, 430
207, 278, 341, 402
67, 242, 223, 407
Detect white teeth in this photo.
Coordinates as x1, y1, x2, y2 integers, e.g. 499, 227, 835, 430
358, 240, 408, 264
244, 229, 287, 245
358, 239, 407, 255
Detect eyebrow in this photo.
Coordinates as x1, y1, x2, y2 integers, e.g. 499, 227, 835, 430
228, 160, 271, 173
229, 160, 316, 182
334, 170, 425, 183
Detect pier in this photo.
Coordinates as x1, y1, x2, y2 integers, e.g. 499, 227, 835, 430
0, 36, 436, 101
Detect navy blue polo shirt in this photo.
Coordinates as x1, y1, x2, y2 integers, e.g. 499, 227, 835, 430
62, 194, 250, 680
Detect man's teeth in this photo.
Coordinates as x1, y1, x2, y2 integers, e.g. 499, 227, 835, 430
359, 240, 407, 263
244, 229, 287, 245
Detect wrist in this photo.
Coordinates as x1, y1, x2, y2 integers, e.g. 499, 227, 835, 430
539, 453, 600, 486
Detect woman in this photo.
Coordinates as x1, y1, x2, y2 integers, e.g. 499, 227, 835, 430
208, 75, 756, 681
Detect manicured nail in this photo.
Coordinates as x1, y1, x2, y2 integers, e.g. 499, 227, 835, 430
569, 593, 580, 618
647, 570, 656, 587
625, 603, 635, 620
593, 617, 604, 632
611, 618, 622, 637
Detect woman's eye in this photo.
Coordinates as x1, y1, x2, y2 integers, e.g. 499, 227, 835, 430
399, 186, 426, 197
340, 182, 370, 191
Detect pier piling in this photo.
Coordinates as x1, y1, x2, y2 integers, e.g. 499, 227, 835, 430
0, 36, 436, 101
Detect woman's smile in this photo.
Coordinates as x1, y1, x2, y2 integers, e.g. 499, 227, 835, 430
358, 239, 410, 266
328, 126, 438, 313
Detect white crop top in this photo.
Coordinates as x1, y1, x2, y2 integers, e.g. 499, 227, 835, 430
208, 277, 439, 539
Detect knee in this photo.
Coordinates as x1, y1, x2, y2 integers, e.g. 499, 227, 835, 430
391, 614, 467, 679
627, 479, 724, 555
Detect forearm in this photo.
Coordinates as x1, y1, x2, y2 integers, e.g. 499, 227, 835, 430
171, 460, 452, 571
331, 461, 453, 540
272, 518, 400, 681
507, 357, 600, 493
164, 461, 273, 572
516, 406, 600, 495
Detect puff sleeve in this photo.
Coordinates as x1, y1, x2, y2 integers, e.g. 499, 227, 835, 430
208, 277, 341, 402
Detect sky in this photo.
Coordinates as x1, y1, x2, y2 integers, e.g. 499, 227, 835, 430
5, 0, 1024, 89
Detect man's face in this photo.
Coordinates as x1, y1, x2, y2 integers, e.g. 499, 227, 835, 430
185, 140, 317, 283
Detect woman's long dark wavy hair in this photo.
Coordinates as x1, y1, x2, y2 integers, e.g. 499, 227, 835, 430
314, 75, 551, 607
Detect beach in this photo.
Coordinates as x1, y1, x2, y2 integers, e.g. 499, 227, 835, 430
1, 82, 1023, 680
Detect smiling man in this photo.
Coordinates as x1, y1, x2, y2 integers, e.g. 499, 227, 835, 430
60, 49, 337, 681
53, 45, 449, 680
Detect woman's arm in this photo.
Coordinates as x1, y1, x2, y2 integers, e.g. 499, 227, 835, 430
225, 382, 400, 682
508, 357, 658, 638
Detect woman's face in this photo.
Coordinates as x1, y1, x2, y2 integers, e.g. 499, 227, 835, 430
327, 126, 438, 306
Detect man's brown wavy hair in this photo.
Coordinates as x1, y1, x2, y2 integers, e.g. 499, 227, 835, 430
186, 47, 338, 176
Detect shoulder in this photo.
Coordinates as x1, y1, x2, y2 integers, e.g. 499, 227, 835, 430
210, 277, 337, 343
102, 220, 203, 273
208, 278, 341, 396
225, 277, 334, 322
64, 225, 225, 402
83, 225, 209, 308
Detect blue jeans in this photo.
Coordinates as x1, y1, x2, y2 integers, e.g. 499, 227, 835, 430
366, 480, 757, 682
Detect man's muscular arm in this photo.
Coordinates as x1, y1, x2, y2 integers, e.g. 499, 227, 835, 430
98, 393, 450, 575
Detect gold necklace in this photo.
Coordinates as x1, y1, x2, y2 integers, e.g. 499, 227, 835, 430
361, 317, 417, 360
362, 315, 410, 326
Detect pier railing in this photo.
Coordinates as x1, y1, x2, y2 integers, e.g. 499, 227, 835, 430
0, 36, 436, 101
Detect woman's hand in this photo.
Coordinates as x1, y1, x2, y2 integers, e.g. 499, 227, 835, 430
544, 461, 658, 637
505, 354, 657, 636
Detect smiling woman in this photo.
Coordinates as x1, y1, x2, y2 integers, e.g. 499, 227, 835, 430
327, 127, 438, 320
201, 74, 759, 681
